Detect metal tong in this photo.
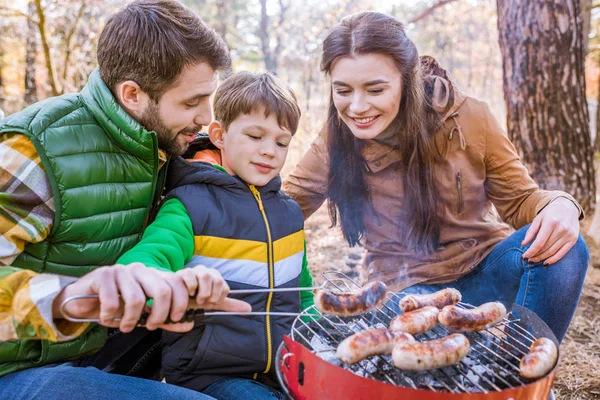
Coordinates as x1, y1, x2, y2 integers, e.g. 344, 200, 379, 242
60, 285, 325, 324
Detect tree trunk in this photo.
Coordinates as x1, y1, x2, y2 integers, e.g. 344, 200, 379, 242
0, 39, 4, 92
259, 0, 277, 74
215, 0, 233, 79
259, 0, 286, 75
497, 0, 595, 212
24, 0, 38, 105
581, 0, 592, 54
595, 55, 600, 153
35, 0, 60, 96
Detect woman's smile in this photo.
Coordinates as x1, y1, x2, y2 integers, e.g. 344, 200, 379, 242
350, 115, 380, 128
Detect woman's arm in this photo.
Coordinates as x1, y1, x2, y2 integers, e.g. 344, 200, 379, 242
283, 131, 330, 219
483, 104, 582, 264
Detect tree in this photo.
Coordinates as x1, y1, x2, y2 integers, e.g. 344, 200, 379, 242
259, 0, 287, 75
497, 0, 595, 212
24, 0, 38, 105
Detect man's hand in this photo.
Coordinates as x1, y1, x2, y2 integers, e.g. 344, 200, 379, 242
521, 198, 580, 265
52, 263, 251, 333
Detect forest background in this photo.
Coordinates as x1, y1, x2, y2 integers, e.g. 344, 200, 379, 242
0, 0, 599, 398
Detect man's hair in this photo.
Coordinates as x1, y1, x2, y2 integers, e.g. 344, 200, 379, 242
213, 71, 301, 135
98, 0, 231, 100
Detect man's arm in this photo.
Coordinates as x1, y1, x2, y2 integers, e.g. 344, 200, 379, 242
0, 133, 54, 265
0, 134, 87, 342
0, 267, 91, 342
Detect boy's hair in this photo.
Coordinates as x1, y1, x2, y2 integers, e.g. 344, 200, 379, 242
98, 0, 230, 101
213, 71, 302, 135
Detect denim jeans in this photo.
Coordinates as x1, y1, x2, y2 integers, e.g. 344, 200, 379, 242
398, 224, 588, 343
202, 378, 285, 400
0, 362, 215, 400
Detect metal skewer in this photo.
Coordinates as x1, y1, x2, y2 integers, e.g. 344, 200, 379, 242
229, 285, 324, 294
59, 293, 320, 324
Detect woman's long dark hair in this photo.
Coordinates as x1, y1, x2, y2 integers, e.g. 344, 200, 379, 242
322, 11, 441, 252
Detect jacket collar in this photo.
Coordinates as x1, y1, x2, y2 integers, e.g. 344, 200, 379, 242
166, 154, 282, 196
80, 68, 156, 162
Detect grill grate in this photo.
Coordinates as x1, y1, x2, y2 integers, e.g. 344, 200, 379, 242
289, 271, 545, 394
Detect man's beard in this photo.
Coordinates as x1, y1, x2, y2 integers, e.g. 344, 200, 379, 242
139, 100, 192, 156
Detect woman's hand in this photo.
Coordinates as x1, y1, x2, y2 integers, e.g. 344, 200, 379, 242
521, 198, 580, 265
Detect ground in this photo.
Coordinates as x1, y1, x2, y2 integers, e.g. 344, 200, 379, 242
303, 206, 600, 399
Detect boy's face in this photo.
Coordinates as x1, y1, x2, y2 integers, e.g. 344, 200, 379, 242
212, 108, 292, 187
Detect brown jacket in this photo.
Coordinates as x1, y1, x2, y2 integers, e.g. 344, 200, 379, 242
283, 57, 582, 291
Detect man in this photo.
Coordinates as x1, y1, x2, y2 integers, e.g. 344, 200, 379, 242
0, 1, 248, 398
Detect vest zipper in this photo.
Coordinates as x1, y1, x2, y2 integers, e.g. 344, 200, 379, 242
456, 171, 463, 214
248, 184, 274, 375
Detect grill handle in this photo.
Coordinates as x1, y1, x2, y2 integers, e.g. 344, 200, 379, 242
275, 339, 296, 400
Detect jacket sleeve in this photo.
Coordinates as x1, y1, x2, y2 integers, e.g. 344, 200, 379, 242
117, 198, 194, 272
298, 241, 317, 323
299, 241, 314, 310
283, 129, 330, 219
0, 133, 54, 266
483, 104, 583, 228
0, 267, 89, 342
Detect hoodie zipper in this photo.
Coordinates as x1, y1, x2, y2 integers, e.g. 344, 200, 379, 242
248, 184, 274, 375
456, 171, 463, 214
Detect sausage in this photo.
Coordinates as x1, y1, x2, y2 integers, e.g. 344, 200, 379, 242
399, 288, 461, 312
392, 333, 470, 370
336, 329, 415, 364
315, 281, 387, 316
519, 337, 558, 379
390, 306, 439, 335
438, 302, 506, 332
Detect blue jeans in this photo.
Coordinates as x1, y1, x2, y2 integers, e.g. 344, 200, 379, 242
0, 362, 215, 400
399, 224, 588, 343
202, 378, 285, 400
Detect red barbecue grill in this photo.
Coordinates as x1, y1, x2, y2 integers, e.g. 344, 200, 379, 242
275, 272, 558, 400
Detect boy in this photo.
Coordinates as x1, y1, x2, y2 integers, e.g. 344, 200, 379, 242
117, 71, 313, 399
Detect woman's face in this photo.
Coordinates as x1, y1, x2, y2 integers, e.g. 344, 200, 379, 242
330, 53, 402, 140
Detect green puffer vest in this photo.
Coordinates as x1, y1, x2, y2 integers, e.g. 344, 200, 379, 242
0, 68, 166, 376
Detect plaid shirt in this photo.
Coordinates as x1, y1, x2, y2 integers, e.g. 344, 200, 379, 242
0, 132, 168, 342
0, 133, 81, 342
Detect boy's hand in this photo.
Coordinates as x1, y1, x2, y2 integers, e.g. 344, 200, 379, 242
176, 265, 230, 306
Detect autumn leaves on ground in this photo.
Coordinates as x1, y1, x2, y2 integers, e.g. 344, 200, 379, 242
304, 205, 600, 399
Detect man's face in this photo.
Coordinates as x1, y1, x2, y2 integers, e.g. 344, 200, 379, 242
139, 63, 218, 156
219, 108, 292, 187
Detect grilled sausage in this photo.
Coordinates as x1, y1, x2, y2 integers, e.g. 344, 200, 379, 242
336, 329, 415, 364
438, 302, 506, 332
390, 306, 439, 335
519, 337, 558, 379
399, 288, 462, 312
392, 333, 470, 370
315, 281, 387, 316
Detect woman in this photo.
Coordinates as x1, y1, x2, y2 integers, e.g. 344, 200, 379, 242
283, 11, 588, 343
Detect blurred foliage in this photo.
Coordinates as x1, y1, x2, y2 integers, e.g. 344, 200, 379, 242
0, 0, 516, 169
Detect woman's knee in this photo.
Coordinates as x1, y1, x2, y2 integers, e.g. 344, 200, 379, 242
566, 234, 589, 264
547, 234, 589, 278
